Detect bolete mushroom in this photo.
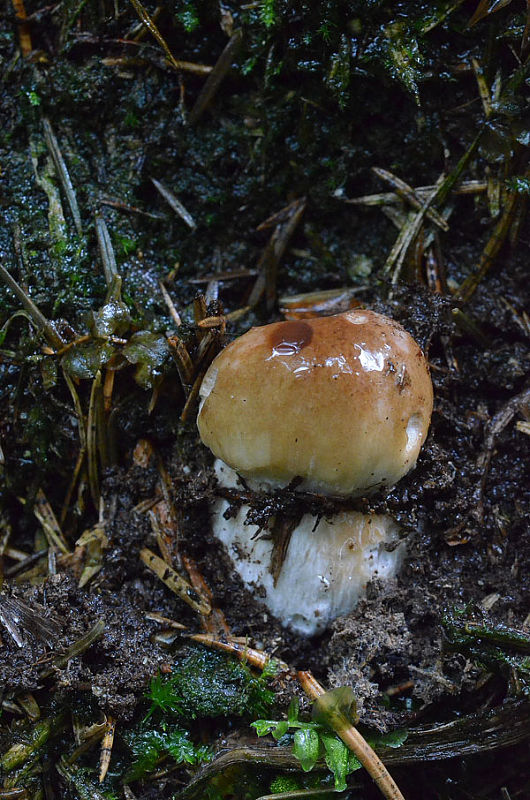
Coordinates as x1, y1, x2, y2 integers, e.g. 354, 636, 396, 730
197, 310, 433, 635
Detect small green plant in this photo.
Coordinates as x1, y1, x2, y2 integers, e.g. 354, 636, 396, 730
125, 723, 211, 782
114, 235, 137, 257
260, 0, 277, 29
175, 2, 200, 32
252, 698, 407, 791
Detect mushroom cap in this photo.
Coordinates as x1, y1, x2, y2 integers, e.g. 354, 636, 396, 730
198, 310, 433, 497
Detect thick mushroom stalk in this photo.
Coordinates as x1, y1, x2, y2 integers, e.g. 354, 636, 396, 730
197, 310, 433, 634
212, 460, 405, 636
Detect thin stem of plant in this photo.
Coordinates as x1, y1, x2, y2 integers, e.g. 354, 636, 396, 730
298, 671, 406, 800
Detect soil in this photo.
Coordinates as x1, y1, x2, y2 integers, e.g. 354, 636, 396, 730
0, 1, 529, 798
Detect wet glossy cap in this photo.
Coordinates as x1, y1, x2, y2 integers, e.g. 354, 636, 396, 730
197, 310, 433, 497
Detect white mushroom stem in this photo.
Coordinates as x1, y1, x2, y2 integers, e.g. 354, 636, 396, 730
212, 460, 406, 637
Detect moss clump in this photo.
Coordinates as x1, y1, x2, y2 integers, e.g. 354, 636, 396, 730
146, 645, 275, 720
124, 724, 211, 782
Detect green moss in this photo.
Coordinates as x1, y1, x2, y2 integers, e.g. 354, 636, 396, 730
124, 723, 211, 782
146, 645, 275, 720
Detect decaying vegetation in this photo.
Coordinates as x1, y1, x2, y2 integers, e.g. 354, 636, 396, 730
0, 0, 529, 797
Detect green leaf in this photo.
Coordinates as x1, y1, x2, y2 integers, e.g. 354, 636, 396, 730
271, 720, 289, 740
90, 299, 131, 338
347, 751, 362, 772
377, 729, 408, 749
260, 0, 276, 28
293, 727, 320, 772
251, 719, 279, 737
61, 340, 115, 379
320, 732, 350, 791
287, 697, 299, 725
122, 331, 169, 388
313, 686, 358, 727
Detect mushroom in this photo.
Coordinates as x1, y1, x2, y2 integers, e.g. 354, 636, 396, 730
197, 310, 433, 635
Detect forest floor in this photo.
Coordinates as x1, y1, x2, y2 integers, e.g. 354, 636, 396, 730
0, 1, 529, 798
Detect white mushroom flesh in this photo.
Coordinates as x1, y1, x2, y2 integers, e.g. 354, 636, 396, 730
213, 460, 405, 636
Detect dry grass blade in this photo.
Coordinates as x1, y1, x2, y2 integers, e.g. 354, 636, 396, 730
11, 0, 32, 56
456, 191, 520, 302
139, 548, 211, 615
66, 725, 107, 766
33, 489, 70, 554
42, 118, 83, 237
475, 386, 530, 516
189, 633, 288, 672
17, 692, 41, 722
0, 595, 62, 648
298, 671, 405, 800
255, 789, 339, 799
99, 195, 165, 220
148, 508, 177, 571
451, 308, 490, 347
249, 198, 307, 310
4, 548, 47, 578
188, 29, 243, 125
151, 178, 197, 229
167, 335, 194, 388
181, 553, 230, 635
76, 524, 108, 588
180, 368, 206, 422
95, 215, 119, 287
188, 268, 258, 284
471, 57, 492, 118
40, 619, 105, 678
87, 371, 103, 508
0, 263, 65, 348
145, 611, 186, 630
372, 167, 449, 231
159, 281, 182, 326
382, 209, 415, 278
435, 129, 484, 209
127, 0, 212, 74
384, 172, 444, 283
345, 180, 487, 207
98, 716, 116, 783
468, 0, 513, 27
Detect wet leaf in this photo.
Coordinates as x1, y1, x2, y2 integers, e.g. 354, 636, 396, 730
320, 731, 349, 791
479, 119, 514, 163
271, 720, 289, 740
122, 331, 170, 388
287, 697, 299, 725
376, 728, 409, 748
40, 356, 57, 389
313, 686, 359, 727
506, 175, 530, 194
62, 340, 115, 379
293, 727, 320, 772
89, 298, 131, 338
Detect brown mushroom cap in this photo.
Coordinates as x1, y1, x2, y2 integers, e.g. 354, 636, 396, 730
198, 310, 433, 497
